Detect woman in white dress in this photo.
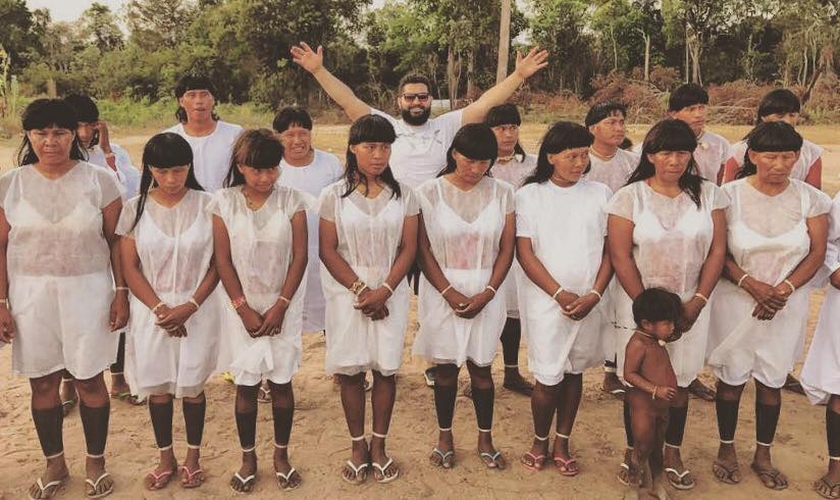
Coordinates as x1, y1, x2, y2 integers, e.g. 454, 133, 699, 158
608, 119, 728, 491
319, 115, 418, 484
707, 121, 830, 490
801, 191, 840, 499
413, 123, 515, 470
0, 99, 128, 499
516, 122, 613, 475
484, 103, 537, 397
211, 129, 308, 493
118, 133, 220, 490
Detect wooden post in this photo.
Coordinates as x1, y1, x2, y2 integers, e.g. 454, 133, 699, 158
496, 0, 511, 84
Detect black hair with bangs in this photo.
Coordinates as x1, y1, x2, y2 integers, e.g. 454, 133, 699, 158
17, 98, 86, 166
626, 119, 704, 207
485, 103, 527, 159
223, 129, 284, 187
756, 89, 801, 124
736, 121, 803, 179
524, 121, 593, 185
438, 123, 498, 177
341, 114, 400, 199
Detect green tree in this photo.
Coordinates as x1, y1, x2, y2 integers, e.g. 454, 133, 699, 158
126, 0, 192, 51
80, 3, 124, 53
0, 0, 42, 67
530, 0, 595, 93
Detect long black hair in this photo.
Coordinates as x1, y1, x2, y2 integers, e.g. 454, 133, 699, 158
17, 98, 87, 166
756, 88, 801, 125
64, 94, 100, 148
131, 132, 202, 231
735, 121, 803, 180
524, 121, 593, 185
437, 123, 498, 177
342, 114, 400, 199
626, 119, 703, 207
223, 129, 284, 188
485, 103, 526, 159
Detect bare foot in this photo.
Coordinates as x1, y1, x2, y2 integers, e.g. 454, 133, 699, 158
84, 455, 114, 498
752, 445, 788, 490
144, 451, 177, 491
520, 437, 549, 471
342, 437, 369, 483
274, 445, 301, 490
430, 430, 454, 469
663, 446, 695, 489
230, 450, 257, 493
180, 447, 204, 489
28, 456, 69, 500
370, 435, 399, 482
477, 431, 506, 470
713, 442, 740, 484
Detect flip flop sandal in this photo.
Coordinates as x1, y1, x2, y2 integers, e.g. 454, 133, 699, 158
28, 475, 67, 500
144, 467, 176, 491
815, 475, 840, 499
111, 392, 146, 406
257, 387, 272, 404
554, 456, 579, 477
521, 452, 547, 472
617, 462, 630, 486
430, 448, 454, 469
230, 472, 256, 494
712, 460, 740, 485
61, 397, 78, 416
85, 472, 114, 499
180, 465, 204, 489
371, 457, 400, 484
503, 379, 534, 397
751, 464, 788, 491
664, 467, 695, 490
478, 450, 506, 470
275, 468, 301, 491
342, 460, 369, 484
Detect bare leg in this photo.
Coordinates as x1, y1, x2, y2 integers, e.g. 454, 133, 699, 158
553, 373, 582, 475
231, 384, 258, 493
430, 364, 458, 468
522, 380, 558, 470
467, 361, 506, 469
752, 380, 787, 490
649, 415, 670, 500
268, 381, 301, 490
28, 371, 70, 500
145, 393, 176, 490
714, 380, 743, 484
370, 370, 399, 481
338, 373, 369, 482
75, 373, 114, 497
815, 395, 840, 499
662, 387, 694, 489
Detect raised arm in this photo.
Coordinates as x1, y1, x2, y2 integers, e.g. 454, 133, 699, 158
460, 46, 549, 124
291, 42, 371, 121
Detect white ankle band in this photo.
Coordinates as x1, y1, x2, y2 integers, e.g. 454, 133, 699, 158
719, 439, 735, 445
242, 446, 256, 453
535, 434, 549, 442
274, 442, 288, 449
478, 428, 492, 433
664, 443, 680, 449
604, 366, 617, 374
186, 444, 200, 450
556, 432, 570, 440
158, 445, 173, 452
756, 441, 773, 447
110, 372, 124, 376
87, 453, 105, 459
350, 435, 365, 442
371, 432, 387, 439
504, 364, 518, 369
439, 427, 452, 433
45, 451, 65, 460
830, 456, 840, 462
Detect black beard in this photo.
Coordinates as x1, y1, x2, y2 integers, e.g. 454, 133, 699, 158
401, 106, 431, 125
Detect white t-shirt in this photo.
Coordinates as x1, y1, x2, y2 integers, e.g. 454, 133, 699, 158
85, 143, 141, 198
164, 121, 244, 191
370, 108, 463, 189
693, 131, 730, 182
585, 148, 639, 192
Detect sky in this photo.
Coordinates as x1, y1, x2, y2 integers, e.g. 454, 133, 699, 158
26, 0, 129, 22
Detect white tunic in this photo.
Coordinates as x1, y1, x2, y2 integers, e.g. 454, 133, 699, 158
491, 153, 537, 319
727, 139, 823, 183
164, 121, 244, 191
209, 186, 308, 386
319, 181, 419, 376
586, 148, 639, 193
0, 162, 121, 379
516, 180, 613, 385
708, 179, 831, 388
608, 180, 729, 387
116, 190, 222, 398
801, 192, 840, 404
693, 131, 730, 182
278, 149, 344, 332
85, 143, 141, 199
370, 109, 463, 189
412, 176, 513, 367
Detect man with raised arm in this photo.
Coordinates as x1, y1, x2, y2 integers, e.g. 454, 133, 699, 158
291, 42, 548, 189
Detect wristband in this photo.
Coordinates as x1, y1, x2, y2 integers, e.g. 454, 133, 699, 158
552, 286, 564, 300
382, 282, 394, 295
737, 274, 750, 288
278, 295, 291, 305
441, 284, 453, 296
230, 296, 247, 311
589, 289, 602, 300
783, 279, 796, 294
151, 302, 165, 313
693, 292, 709, 305
188, 298, 200, 310
115, 286, 129, 292
485, 285, 497, 295
652, 386, 658, 400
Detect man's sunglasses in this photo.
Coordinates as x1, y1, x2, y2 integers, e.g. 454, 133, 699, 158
400, 93, 431, 102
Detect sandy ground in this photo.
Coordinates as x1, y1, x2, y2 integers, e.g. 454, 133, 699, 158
0, 124, 838, 499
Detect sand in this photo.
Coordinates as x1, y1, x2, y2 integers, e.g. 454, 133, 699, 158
0, 125, 837, 499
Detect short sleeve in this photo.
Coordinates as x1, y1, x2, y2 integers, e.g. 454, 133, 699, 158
0, 171, 14, 209
606, 185, 637, 221
95, 166, 123, 208
206, 191, 225, 218
515, 187, 534, 238
327, 154, 345, 182
115, 197, 139, 237
370, 108, 400, 129
805, 184, 832, 218
401, 185, 420, 217
437, 110, 464, 144
318, 186, 338, 222
282, 187, 309, 218
705, 182, 730, 211
499, 181, 514, 214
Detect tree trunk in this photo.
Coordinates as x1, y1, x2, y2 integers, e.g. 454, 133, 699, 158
447, 45, 458, 108
644, 32, 650, 81
613, 31, 619, 72
467, 48, 478, 99
496, 0, 511, 84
